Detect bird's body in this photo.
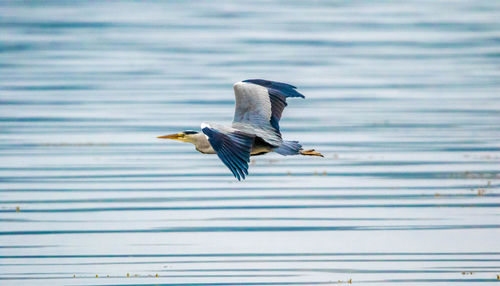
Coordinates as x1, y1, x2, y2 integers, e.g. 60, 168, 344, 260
158, 79, 323, 180
181, 125, 277, 156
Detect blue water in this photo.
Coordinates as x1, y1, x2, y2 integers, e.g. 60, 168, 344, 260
1, 0, 500, 285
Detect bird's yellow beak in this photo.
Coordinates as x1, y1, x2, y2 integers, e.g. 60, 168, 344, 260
157, 133, 182, 140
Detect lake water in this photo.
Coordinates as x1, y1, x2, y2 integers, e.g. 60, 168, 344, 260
1, 0, 500, 285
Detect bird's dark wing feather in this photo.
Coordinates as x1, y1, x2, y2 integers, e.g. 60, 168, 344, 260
202, 126, 255, 181
242, 79, 304, 99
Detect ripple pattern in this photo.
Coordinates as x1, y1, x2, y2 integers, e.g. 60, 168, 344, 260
1, 0, 500, 285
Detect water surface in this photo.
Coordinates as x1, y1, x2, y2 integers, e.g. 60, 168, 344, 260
1, 0, 500, 285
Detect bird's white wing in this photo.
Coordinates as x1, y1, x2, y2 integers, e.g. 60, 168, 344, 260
232, 79, 305, 146
233, 81, 272, 129
201, 122, 255, 181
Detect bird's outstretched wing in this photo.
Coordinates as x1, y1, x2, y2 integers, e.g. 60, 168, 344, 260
201, 123, 255, 181
232, 79, 304, 146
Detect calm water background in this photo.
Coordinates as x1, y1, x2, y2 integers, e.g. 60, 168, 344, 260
1, 0, 500, 285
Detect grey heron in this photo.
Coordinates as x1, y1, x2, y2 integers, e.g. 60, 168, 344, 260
158, 79, 323, 180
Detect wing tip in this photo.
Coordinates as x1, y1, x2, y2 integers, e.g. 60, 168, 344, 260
243, 78, 297, 88
242, 79, 305, 98
294, 91, 306, 98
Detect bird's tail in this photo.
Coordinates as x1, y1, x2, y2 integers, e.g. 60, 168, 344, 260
274, 140, 302, 156
275, 141, 324, 157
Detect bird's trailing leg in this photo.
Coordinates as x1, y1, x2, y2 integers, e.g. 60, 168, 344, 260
299, 149, 324, 157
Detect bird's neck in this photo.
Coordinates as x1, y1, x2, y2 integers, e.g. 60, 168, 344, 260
191, 133, 215, 154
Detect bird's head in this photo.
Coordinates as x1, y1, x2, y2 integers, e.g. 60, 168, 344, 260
157, 130, 200, 143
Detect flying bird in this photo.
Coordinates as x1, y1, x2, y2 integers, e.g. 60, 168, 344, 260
158, 79, 323, 180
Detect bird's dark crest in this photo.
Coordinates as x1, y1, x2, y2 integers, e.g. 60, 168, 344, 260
183, 130, 198, 135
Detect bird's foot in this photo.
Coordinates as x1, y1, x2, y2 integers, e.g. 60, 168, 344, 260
299, 149, 324, 157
